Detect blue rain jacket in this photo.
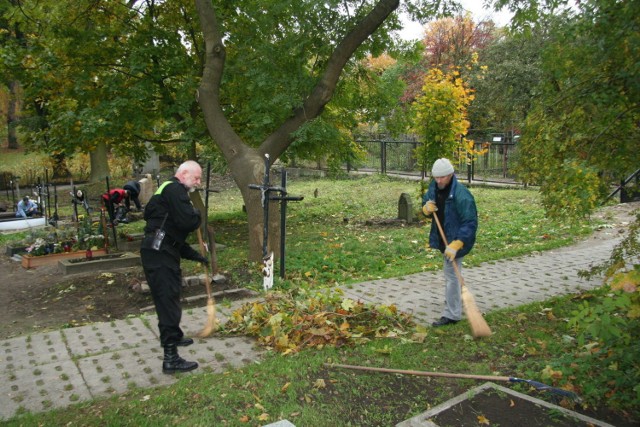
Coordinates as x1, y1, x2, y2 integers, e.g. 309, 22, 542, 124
422, 175, 478, 258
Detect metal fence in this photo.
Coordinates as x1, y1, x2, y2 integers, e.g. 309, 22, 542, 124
350, 132, 519, 184
466, 130, 519, 184
352, 134, 421, 175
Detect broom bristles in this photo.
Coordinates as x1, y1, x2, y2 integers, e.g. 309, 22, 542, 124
197, 297, 218, 338
462, 286, 492, 337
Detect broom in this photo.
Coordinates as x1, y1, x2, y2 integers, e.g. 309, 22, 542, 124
325, 363, 580, 401
432, 213, 492, 337
196, 227, 218, 337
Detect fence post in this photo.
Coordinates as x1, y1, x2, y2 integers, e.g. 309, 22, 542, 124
381, 140, 387, 174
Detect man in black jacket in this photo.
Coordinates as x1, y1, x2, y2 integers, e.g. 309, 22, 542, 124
123, 180, 142, 211
140, 160, 209, 374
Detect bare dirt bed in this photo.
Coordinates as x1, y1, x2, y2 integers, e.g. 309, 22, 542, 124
0, 257, 245, 340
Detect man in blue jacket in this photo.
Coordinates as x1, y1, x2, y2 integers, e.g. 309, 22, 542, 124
16, 196, 38, 218
422, 158, 478, 327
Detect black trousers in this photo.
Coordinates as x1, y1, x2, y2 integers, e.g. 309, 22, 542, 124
140, 245, 185, 346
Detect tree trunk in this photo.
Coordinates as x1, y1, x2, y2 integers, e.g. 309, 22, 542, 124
228, 149, 281, 261
51, 153, 72, 180
89, 141, 110, 183
7, 81, 20, 150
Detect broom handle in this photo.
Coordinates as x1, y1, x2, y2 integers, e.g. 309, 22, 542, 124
432, 213, 466, 288
326, 363, 510, 382
196, 228, 213, 299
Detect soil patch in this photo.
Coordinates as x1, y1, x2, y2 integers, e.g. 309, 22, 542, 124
0, 255, 246, 340
431, 387, 599, 427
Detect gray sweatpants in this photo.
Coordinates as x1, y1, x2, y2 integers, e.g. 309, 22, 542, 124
442, 256, 463, 320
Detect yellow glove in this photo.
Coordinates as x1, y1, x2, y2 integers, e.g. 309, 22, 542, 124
444, 240, 464, 261
422, 200, 437, 216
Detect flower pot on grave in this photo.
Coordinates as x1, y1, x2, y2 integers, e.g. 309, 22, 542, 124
21, 248, 108, 269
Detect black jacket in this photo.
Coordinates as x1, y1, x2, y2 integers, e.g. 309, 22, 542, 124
142, 177, 202, 260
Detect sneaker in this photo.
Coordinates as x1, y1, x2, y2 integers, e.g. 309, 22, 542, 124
432, 317, 459, 327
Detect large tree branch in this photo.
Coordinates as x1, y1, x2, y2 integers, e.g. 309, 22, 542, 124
261, 0, 400, 158
194, 0, 249, 165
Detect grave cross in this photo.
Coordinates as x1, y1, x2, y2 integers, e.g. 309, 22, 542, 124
249, 154, 303, 289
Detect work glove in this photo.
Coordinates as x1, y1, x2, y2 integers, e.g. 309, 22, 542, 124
194, 253, 210, 267
422, 200, 437, 216
444, 240, 464, 261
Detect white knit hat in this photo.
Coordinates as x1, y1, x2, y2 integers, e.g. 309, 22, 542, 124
431, 158, 455, 177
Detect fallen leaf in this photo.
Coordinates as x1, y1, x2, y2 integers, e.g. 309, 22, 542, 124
341, 298, 355, 311
239, 415, 250, 422
477, 414, 490, 425
258, 413, 269, 421
280, 382, 291, 393
510, 399, 515, 407
314, 379, 326, 389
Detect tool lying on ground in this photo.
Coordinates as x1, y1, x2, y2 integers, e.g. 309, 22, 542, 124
325, 363, 581, 401
432, 212, 492, 337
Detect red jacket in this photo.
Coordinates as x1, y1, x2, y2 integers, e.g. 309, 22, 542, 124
102, 189, 128, 205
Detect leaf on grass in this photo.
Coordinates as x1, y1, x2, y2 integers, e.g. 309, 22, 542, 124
411, 332, 427, 343
280, 382, 291, 393
374, 345, 392, 354
239, 415, 250, 422
313, 378, 326, 389
541, 365, 563, 380
258, 413, 269, 421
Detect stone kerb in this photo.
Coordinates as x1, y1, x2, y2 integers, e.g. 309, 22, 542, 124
58, 252, 141, 275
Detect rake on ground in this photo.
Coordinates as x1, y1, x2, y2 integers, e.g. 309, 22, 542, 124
325, 363, 580, 401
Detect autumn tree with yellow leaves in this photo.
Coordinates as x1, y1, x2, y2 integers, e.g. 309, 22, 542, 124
411, 68, 474, 174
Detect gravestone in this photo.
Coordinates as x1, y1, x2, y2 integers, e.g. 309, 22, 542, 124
134, 142, 160, 175
398, 193, 414, 223
138, 174, 154, 205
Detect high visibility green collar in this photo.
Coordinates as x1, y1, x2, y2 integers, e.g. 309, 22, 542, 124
155, 180, 173, 195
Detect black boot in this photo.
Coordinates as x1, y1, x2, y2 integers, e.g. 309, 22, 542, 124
176, 337, 194, 347
162, 344, 198, 374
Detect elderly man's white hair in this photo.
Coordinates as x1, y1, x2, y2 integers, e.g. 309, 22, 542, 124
175, 160, 201, 175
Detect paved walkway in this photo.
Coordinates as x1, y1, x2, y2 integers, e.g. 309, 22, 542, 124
0, 228, 627, 421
